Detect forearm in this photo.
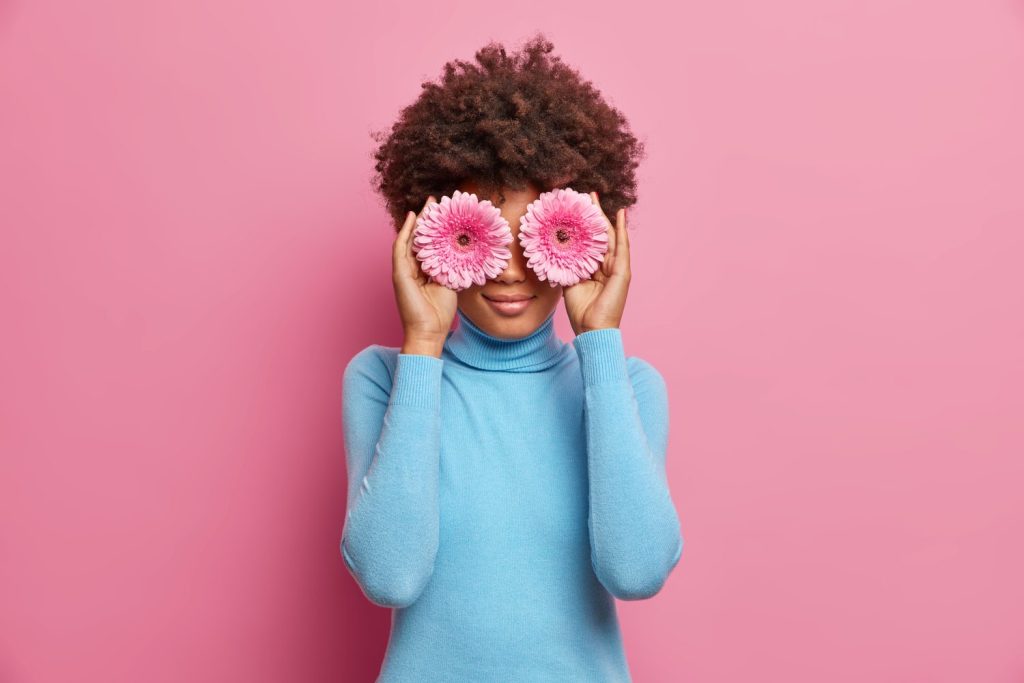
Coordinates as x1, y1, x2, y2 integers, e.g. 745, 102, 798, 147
574, 328, 683, 600
341, 352, 443, 608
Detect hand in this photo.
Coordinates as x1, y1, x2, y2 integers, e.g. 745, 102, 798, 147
392, 196, 458, 353
563, 192, 630, 336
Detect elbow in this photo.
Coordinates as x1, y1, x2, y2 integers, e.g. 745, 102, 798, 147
594, 533, 684, 601
341, 537, 434, 608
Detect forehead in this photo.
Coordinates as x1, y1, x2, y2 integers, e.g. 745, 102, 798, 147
456, 179, 542, 207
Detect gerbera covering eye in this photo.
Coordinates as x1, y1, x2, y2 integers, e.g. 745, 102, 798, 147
412, 190, 514, 291
518, 187, 610, 287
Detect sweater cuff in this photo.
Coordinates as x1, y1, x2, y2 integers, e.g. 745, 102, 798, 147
572, 327, 629, 386
390, 353, 444, 408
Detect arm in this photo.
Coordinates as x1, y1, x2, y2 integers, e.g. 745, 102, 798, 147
340, 346, 444, 608
573, 328, 684, 600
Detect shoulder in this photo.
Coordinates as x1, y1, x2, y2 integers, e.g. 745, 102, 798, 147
343, 344, 400, 392
345, 343, 399, 375
625, 356, 668, 399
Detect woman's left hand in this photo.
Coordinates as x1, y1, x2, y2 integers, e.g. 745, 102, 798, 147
563, 192, 630, 337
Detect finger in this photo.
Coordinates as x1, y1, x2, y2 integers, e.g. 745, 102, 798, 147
393, 209, 417, 272
591, 192, 615, 277
603, 225, 615, 278
408, 196, 437, 269
601, 257, 630, 307
614, 208, 629, 276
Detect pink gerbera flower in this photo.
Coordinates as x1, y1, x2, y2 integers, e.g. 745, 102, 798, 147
412, 190, 514, 291
518, 187, 609, 287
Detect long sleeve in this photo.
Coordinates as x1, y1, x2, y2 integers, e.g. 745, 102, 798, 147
572, 328, 684, 600
340, 346, 444, 608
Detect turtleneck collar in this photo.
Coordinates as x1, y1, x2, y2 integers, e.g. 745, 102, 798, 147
443, 308, 566, 373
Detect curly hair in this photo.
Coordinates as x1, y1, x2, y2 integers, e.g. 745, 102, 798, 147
369, 32, 647, 232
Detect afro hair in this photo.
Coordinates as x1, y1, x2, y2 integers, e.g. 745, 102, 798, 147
369, 31, 647, 232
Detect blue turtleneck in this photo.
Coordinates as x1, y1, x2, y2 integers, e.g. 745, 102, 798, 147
340, 308, 683, 682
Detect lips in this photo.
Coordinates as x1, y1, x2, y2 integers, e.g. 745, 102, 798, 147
483, 293, 536, 316
483, 294, 534, 302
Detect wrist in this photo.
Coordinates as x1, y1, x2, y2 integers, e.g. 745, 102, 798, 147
574, 325, 619, 336
401, 336, 445, 358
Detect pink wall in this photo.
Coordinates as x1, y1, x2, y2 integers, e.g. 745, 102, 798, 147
2, 0, 1022, 681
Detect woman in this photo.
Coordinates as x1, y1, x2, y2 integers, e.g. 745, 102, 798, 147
341, 33, 683, 682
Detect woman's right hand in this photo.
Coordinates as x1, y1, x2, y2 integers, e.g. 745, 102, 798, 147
393, 196, 457, 356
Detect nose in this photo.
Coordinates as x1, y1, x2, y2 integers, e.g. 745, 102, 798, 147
495, 224, 529, 284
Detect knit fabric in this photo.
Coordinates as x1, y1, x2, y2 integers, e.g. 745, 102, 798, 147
340, 307, 683, 682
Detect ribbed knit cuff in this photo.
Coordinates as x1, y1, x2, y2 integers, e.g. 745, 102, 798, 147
572, 327, 629, 386
390, 353, 444, 408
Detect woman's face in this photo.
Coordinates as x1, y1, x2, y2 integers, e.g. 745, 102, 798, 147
455, 179, 563, 339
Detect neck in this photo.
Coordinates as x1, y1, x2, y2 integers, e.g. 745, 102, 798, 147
444, 308, 565, 372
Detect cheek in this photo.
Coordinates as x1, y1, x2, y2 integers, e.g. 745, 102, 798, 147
538, 284, 562, 303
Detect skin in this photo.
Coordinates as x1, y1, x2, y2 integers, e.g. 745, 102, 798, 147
453, 180, 563, 341
392, 180, 631, 357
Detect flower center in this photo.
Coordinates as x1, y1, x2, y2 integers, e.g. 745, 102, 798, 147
457, 233, 471, 246
555, 228, 570, 243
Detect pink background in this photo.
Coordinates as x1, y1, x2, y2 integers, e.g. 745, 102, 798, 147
2, 0, 1023, 681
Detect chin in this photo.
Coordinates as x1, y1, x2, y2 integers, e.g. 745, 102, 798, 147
462, 291, 558, 339
484, 315, 541, 339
